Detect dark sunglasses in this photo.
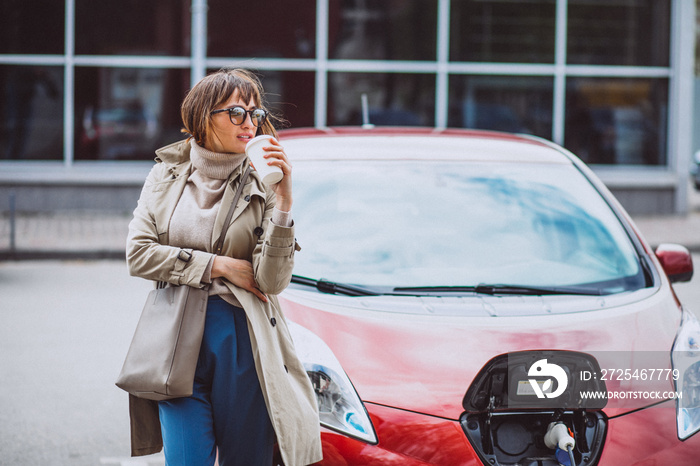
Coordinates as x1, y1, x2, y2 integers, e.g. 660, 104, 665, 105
210, 106, 268, 127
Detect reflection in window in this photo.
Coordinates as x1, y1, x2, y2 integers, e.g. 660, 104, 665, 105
208, 0, 316, 58
327, 73, 435, 126
448, 76, 553, 139
450, 0, 555, 63
328, 0, 437, 61
565, 78, 668, 165
260, 71, 316, 129
76, 0, 190, 55
74, 68, 190, 161
567, 0, 670, 66
0, 0, 64, 54
0, 66, 63, 160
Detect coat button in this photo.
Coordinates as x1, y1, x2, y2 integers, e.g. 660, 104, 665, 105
270, 317, 277, 326
284, 365, 288, 373
244, 194, 251, 202
254, 226, 264, 237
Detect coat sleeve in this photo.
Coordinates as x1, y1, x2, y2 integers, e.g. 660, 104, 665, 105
252, 190, 299, 295
126, 164, 213, 287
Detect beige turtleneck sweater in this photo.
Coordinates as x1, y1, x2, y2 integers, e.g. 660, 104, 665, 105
169, 140, 291, 303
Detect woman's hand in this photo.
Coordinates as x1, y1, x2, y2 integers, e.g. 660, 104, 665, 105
211, 256, 268, 302
262, 138, 293, 212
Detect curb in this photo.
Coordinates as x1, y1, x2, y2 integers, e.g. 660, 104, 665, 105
0, 249, 125, 261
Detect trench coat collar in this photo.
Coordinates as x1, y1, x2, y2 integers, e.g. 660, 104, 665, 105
154, 139, 191, 170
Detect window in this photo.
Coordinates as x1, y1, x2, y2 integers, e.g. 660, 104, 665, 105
450, 0, 556, 63
567, 0, 670, 66
75, 0, 191, 56
258, 71, 316, 129
0, 0, 64, 54
74, 67, 189, 161
329, 0, 437, 61
0, 66, 63, 160
208, 0, 316, 58
565, 77, 668, 165
448, 75, 553, 139
327, 73, 435, 126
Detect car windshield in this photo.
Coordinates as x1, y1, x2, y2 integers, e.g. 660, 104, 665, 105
291, 159, 644, 294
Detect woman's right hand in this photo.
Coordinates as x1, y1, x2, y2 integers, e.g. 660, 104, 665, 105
211, 256, 268, 302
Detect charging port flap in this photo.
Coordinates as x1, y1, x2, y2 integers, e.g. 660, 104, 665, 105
461, 351, 608, 466
463, 350, 607, 412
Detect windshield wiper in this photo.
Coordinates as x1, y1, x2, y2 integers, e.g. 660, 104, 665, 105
475, 284, 603, 296
291, 275, 382, 296
393, 284, 604, 296
291, 277, 604, 297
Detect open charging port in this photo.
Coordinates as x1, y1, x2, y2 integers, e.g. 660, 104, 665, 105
461, 351, 608, 465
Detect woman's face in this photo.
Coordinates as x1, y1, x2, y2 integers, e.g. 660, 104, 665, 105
207, 92, 258, 154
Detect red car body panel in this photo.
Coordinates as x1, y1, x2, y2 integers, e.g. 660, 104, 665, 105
281, 287, 681, 421
310, 402, 700, 465
601, 406, 700, 464
317, 404, 481, 465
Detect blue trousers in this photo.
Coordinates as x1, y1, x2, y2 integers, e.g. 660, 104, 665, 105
158, 296, 275, 466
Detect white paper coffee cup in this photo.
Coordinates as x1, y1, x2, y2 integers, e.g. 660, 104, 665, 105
245, 135, 284, 185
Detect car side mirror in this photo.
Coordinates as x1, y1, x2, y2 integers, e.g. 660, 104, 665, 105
655, 243, 694, 283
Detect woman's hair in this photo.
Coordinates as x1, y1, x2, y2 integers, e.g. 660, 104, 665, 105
180, 68, 280, 148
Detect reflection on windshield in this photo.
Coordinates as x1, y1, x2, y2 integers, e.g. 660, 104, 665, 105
292, 161, 643, 293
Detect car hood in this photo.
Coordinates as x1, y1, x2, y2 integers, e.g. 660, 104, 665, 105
280, 285, 682, 420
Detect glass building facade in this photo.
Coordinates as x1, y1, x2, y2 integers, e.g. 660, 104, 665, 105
0, 0, 694, 204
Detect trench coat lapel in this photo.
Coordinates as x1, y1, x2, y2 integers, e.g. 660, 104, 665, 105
210, 165, 266, 249
151, 163, 190, 245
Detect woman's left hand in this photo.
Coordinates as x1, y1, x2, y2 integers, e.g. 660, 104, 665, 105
263, 138, 293, 211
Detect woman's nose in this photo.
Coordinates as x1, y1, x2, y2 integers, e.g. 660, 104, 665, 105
241, 112, 254, 129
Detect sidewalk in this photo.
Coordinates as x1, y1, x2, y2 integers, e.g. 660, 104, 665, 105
0, 211, 132, 260
629, 182, 700, 253
631, 211, 700, 252
1, 200, 700, 261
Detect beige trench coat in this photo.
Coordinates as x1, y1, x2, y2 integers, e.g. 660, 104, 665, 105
125, 140, 322, 466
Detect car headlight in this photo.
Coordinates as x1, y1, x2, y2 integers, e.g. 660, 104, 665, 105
671, 308, 700, 440
288, 322, 378, 444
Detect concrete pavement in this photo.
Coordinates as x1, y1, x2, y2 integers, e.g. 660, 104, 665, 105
0, 260, 161, 466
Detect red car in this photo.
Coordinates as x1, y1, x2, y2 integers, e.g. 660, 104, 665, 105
276, 127, 700, 465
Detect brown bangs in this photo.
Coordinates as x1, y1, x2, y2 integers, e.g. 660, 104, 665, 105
216, 69, 262, 108
181, 68, 278, 147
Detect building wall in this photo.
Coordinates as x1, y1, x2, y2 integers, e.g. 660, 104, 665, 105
0, 0, 696, 214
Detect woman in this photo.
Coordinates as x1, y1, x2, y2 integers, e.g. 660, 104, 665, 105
126, 68, 322, 466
